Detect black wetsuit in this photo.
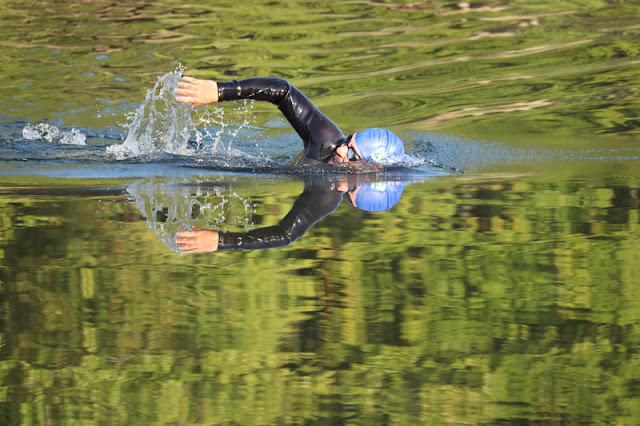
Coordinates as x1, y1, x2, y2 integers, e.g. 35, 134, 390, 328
217, 177, 343, 250
213, 78, 349, 250
217, 78, 347, 165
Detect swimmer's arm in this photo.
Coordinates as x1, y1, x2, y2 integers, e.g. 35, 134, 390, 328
176, 225, 292, 252
175, 76, 289, 106
175, 185, 342, 253
175, 77, 219, 107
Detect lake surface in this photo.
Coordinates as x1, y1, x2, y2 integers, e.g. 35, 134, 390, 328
0, 0, 639, 424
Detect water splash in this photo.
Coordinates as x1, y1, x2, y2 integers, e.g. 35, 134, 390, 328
126, 177, 258, 253
191, 99, 255, 153
22, 123, 87, 145
106, 66, 191, 158
107, 65, 254, 160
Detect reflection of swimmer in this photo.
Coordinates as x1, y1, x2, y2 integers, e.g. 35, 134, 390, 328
176, 177, 405, 253
175, 76, 412, 166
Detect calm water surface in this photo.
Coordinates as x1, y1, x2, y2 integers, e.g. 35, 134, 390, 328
0, 0, 639, 424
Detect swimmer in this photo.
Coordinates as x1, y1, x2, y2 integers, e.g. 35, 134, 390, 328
175, 175, 405, 253
174, 76, 407, 166
174, 76, 409, 253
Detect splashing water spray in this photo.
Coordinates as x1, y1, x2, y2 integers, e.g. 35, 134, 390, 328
107, 64, 254, 159
22, 123, 87, 145
126, 176, 258, 253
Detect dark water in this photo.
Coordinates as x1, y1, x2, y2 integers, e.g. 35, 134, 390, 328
1, 0, 639, 424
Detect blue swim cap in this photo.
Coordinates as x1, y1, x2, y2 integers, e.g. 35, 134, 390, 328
354, 181, 405, 212
354, 128, 405, 163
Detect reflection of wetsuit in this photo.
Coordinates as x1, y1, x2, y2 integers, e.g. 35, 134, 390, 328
218, 78, 347, 165
218, 179, 342, 250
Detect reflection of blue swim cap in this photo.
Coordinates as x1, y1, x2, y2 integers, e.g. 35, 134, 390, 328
354, 181, 405, 212
355, 128, 405, 163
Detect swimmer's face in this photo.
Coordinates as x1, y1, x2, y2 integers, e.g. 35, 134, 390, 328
331, 134, 362, 164
335, 181, 360, 205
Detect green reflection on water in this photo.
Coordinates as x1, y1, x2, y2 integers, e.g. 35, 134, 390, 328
0, 172, 639, 424
1, 0, 639, 423
0, 0, 638, 146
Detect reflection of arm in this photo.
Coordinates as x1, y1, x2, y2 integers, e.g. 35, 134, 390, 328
218, 184, 342, 251
217, 226, 290, 251
217, 78, 344, 161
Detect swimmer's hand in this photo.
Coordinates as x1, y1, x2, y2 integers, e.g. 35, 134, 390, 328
175, 77, 219, 107
176, 226, 219, 253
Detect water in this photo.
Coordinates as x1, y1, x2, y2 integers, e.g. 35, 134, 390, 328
0, 0, 639, 424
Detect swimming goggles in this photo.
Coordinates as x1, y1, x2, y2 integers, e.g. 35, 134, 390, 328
341, 134, 361, 161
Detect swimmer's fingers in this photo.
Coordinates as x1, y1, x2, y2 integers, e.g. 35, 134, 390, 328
174, 95, 200, 107
175, 230, 195, 239
176, 82, 194, 92
174, 85, 196, 104
176, 232, 201, 252
175, 87, 195, 97
181, 76, 200, 84
175, 90, 207, 108
175, 227, 219, 252
177, 243, 198, 252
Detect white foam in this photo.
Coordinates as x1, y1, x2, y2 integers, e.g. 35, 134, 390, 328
22, 123, 87, 145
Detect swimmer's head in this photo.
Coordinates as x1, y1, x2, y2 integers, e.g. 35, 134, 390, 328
353, 128, 405, 164
339, 179, 405, 211
351, 181, 405, 212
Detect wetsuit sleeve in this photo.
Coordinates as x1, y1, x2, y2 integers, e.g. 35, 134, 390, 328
217, 78, 344, 162
217, 184, 342, 251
